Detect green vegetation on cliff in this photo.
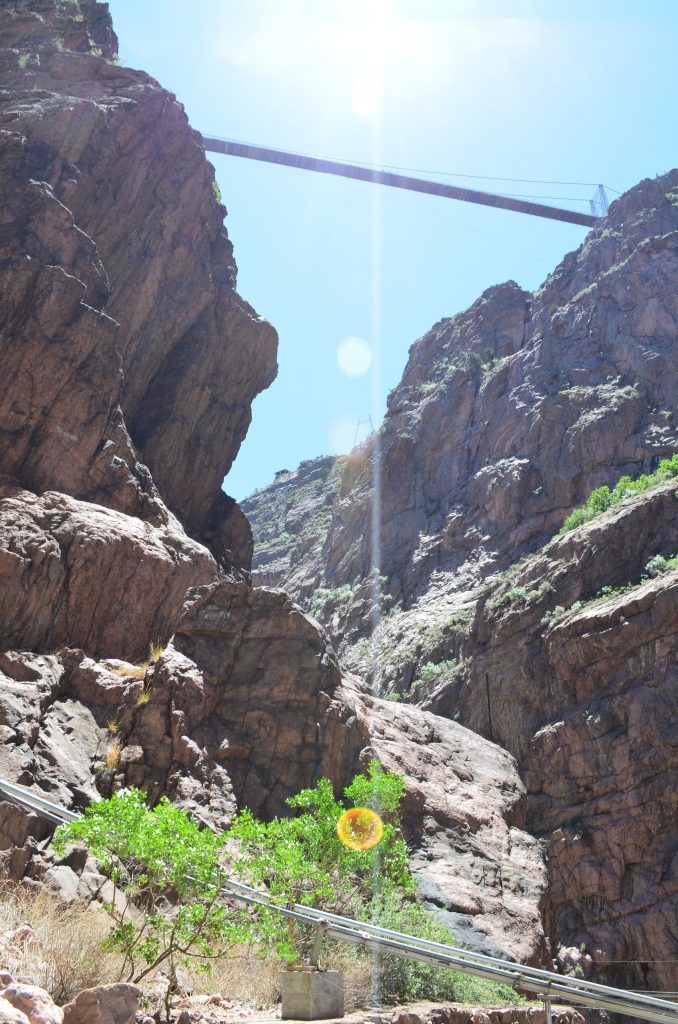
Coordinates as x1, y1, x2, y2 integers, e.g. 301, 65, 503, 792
560, 454, 678, 534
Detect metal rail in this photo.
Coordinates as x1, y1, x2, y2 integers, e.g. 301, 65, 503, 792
1, 778, 677, 1023
201, 136, 599, 229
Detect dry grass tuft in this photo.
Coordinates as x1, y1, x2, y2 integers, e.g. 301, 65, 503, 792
104, 736, 123, 770
109, 662, 147, 679
323, 944, 378, 1011
148, 642, 166, 663
106, 719, 122, 733
0, 882, 122, 1004
135, 688, 153, 707
193, 949, 282, 1009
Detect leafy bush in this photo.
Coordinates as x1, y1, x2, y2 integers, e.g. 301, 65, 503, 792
363, 891, 520, 1005
54, 790, 234, 1013
410, 660, 456, 691
644, 553, 678, 578
53, 763, 523, 1010
491, 586, 528, 611
303, 583, 357, 618
659, 452, 678, 477
227, 761, 415, 964
560, 455, 678, 535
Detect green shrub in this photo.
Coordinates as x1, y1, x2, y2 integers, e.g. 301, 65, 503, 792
560, 456, 678, 535
227, 761, 415, 964
361, 890, 521, 1005
491, 586, 528, 611
644, 553, 678, 578
416, 660, 455, 685
303, 583, 357, 618
644, 555, 668, 578
659, 453, 678, 477
53, 790, 233, 1014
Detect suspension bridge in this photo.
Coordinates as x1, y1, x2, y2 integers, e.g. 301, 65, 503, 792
201, 136, 610, 229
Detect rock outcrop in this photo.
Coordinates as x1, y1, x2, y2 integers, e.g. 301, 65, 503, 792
0, 0, 549, 975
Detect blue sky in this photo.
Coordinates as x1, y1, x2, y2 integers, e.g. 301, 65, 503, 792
108, 0, 678, 500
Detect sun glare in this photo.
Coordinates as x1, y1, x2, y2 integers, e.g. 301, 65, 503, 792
332, 0, 408, 118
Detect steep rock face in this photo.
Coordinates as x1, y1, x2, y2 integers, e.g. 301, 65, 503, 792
242, 456, 342, 589
246, 174, 678, 615
0, 0, 277, 569
420, 481, 678, 993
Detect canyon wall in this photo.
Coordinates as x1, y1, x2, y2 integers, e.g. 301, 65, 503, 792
244, 175, 678, 990
0, 0, 548, 971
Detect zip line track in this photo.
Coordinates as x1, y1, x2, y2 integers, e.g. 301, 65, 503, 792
1, 778, 677, 1024
201, 136, 600, 229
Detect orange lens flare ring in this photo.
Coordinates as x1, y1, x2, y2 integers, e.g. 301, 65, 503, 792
336, 807, 384, 850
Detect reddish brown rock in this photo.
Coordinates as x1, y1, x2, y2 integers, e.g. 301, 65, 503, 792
0, 0, 277, 569
417, 483, 678, 992
0, 995, 30, 1024
62, 984, 140, 1024
1, 984, 62, 1024
0, 483, 218, 660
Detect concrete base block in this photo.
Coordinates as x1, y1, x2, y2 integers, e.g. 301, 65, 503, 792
281, 969, 344, 1020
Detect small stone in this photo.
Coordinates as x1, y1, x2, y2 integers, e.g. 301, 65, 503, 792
0, 994, 30, 1024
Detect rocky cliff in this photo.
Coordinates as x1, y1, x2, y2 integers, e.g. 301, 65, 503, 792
248, 175, 678, 614
244, 175, 678, 991
0, 0, 549, 976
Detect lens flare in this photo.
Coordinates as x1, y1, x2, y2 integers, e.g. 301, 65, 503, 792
337, 336, 373, 377
336, 807, 384, 850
